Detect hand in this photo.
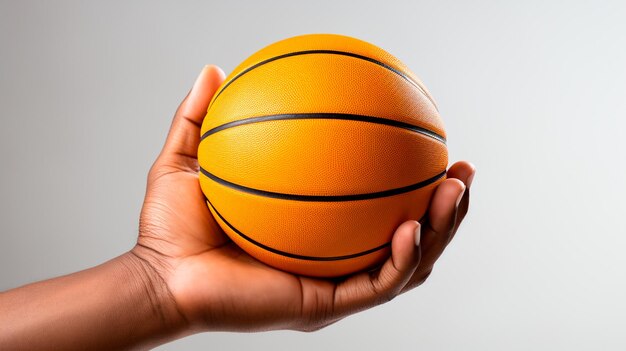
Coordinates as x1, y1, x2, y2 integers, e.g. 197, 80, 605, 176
132, 65, 476, 333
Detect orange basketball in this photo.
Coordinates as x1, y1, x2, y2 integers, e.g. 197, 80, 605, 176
198, 34, 447, 277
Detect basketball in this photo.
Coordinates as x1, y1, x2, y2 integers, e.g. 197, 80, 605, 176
198, 34, 447, 277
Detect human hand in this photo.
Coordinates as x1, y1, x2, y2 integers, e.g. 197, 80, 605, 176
131, 65, 475, 334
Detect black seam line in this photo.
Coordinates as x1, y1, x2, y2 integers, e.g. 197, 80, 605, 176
208, 49, 438, 111
205, 196, 391, 261
200, 113, 446, 144
200, 167, 446, 202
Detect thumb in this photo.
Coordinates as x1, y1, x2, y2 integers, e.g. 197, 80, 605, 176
154, 65, 225, 174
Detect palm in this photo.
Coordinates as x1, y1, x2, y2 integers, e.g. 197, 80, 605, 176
139, 168, 327, 329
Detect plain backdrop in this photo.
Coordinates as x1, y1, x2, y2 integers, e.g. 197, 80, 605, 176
1, 1, 625, 350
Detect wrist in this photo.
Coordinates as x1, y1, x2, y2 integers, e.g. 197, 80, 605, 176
119, 249, 191, 346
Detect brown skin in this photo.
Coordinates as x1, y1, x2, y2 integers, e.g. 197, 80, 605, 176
0, 65, 475, 350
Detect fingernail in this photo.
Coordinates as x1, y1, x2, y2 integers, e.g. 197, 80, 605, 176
466, 170, 475, 188
191, 65, 209, 92
456, 184, 466, 207
414, 221, 421, 247
182, 66, 210, 117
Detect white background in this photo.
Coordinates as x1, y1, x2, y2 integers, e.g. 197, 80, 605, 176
1, 1, 625, 350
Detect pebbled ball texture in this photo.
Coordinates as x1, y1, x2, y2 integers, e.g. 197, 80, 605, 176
198, 34, 447, 277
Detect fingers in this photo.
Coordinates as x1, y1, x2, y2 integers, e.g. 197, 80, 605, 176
154, 65, 225, 172
301, 162, 476, 326
400, 161, 476, 293
331, 221, 421, 317
398, 181, 464, 293
426, 178, 466, 237
446, 161, 475, 187
446, 161, 475, 229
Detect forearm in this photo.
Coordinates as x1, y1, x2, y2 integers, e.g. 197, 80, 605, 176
0, 252, 187, 350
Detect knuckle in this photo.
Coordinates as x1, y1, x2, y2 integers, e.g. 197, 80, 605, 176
420, 268, 434, 284
405, 269, 434, 291
369, 272, 400, 305
298, 324, 326, 333
295, 319, 329, 333
382, 291, 398, 304
296, 316, 342, 332
373, 286, 396, 305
